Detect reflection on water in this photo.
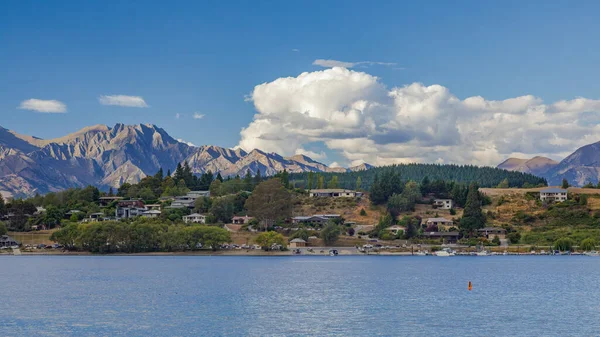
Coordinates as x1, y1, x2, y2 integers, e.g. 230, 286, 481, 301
1, 256, 599, 336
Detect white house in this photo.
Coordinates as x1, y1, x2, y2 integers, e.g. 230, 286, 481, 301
309, 189, 363, 198
433, 199, 453, 210
168, 191, 210, 209
141, 210, 161, 218
183, 213, 207, 224
540, 188, 568, 202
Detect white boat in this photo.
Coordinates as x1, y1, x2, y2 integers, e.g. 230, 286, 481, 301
476, 250, 489, 256
585, 251, 600, 257
414, 251, 427, 256
435, 250, 450, 257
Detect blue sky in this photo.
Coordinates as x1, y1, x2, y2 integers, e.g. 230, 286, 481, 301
2, 0, 600, 166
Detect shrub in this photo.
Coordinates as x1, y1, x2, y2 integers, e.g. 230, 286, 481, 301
580, 238, 596, 251
360, 208, 367, 216
554, 237, 574, 251
492, 236, 501, 246
449, 208, 456, 215
507, 232, 521, 244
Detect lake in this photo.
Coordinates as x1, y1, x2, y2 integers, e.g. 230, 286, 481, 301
1, 255, 599, 336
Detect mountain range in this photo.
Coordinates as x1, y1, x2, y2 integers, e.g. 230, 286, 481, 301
497, 141, 600, 186
0, 123, 373, 198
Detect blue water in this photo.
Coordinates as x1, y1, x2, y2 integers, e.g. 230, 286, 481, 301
1, 256, 599, 336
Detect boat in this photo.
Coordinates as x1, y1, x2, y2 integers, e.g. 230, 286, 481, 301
435, 248, 455, 257
476, 250, 489, 256
328, 249, 338, 256
414, 251, 427, 256
585, 251, 600, 257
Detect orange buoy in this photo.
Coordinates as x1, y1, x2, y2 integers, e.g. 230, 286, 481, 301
468, 281, 473, 291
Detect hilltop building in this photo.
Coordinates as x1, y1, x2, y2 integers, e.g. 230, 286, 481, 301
540, 188, 567, 202
308, 189, 362, 198
433, 199, 453, 210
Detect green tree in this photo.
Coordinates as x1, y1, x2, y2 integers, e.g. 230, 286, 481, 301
580, 238, 596, 251
209, 179, 222, 197
360, 208, 367, 216
216, 172, 224, 182
290, 229, 310, 241
317, 174, 324, 189
307, 171, 314, 190
194, 197, 212, 213
579, 194, 588, 206
497, 178, 509, 188
209, 196, 235, 223
321, 222, 341, 245
356, 176, 362, 191
245, 179, 292, 230
561, 178, 569, 189
459, 183, 486, 236
507, 232, 521, 244
492, 236, 501, 246
200, 226, 232, 251
0, 222, 7, 236
554, 237, 574, 251
255, 231, 286, 251
42, 206, 63, 229
328, 176, 339, 189
253, 169, 262, 187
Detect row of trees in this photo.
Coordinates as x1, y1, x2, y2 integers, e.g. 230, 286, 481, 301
290, 163, 547, 191
50, 219, 231, 253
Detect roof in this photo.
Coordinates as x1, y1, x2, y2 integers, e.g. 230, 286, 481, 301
478, 227, 506, 233
232, 215, 253, 219
186, 213, 206, 217
386, 225, 406, 230
434, 199, 452, 201
541, 188, 567, 193
310, 189, 357, 193
143, 210, 161, 214
427, 217, 452, 222
423, 231, 459, 237
313, 214, 341, 217
290, 238, 307, 243
99, 196, 123, 200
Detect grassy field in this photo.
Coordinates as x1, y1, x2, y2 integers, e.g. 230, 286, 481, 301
9, 229, 56, 246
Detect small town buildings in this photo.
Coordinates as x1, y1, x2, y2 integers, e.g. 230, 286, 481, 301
309, 189, 363, 198
232, 215, 254, 224
425, 217, 454, 230
82, 212, 105, 223
145, 204, 162, 211
98, 196, 123, 206
422, 231, 459, 244
168, 191, 210, 209
292, 215, 329, 226
313, 214, 341, 220
289, 238, 307, 248
0, 235, 20, 248
540, 188, 568, 202
117, 199, 145, 209
478, 227, 506, 240
183, 213, 207, 224
433, 199, 454, 210
116, 207, 147, 220
385, 225, 406, 235
141, 210, 161, 218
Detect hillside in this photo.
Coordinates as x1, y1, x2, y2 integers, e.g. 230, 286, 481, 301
497, 156, 558, 176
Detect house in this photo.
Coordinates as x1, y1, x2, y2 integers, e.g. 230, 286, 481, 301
232, 215, 254, 224
82, 212, 105, 223
168, 191, 210, 209
98, 196, 123, 206
292, 215, 329, 226
145, 204, 162, 211
433, 199, 453, 210
116, 207, 147, 220
422, 231, 459, 244
425, 217, 454, 230
385, 225, 406, 235
183, 213, 207, 224
313, 214, 341, 220
540, 188, 568, 202
478, 227, 506, 240
289, 238, 307, 248
35, 206, 46, 215
308, 189, 363, 198
141, 210, 161, 218
118, 199, 145, 209
64, 210, 82, 219
0, 235, 20, 248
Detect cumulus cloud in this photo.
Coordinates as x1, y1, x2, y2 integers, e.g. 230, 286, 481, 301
175, 113, 181, 119
292, 48, 300, 52
18, 99, 66, 113
313, 59, 396, 68
239, 67, 600, 167
177, 138, 196, 147
193, 112, 205, 119
98, 95, 148, 108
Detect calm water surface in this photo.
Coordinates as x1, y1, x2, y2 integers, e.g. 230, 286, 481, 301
1, 256, 599, 336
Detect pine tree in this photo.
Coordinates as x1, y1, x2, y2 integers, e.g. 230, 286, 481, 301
561, 178, 569, 189
460, 183, 486, 236
307, 172, 314, 190
167, 169, 171, 177
108, 187, 114, 197
243, 170, 253, 191
216, 172, 224, 182
317, 175, 324, 189
328, 176, 339, 189
356, 176, 362, 191
154, 168, 164, 181
254, 169, 262, 187
0, 193, 5, 216
174, 163, 183, 182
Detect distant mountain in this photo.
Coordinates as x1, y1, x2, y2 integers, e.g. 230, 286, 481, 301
543, 141, 600, 186
0, 124, 373, 198
497, 156, 559, 176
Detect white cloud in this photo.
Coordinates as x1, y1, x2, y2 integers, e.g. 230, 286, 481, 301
292, 48, 300, 52
294, 148, 327, 160
313, 59, 396, 68
98, 95, 148, 108
175, 113, 181, 119
193, 112, 205, 119
239, 67, 600, 167
18, 99, 66, 113
177, 138, 196, 147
